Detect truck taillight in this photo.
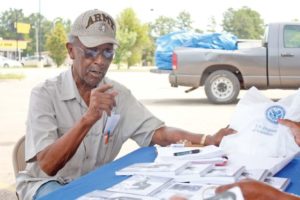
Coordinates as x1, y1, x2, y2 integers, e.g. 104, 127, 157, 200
172, 53, 177, 70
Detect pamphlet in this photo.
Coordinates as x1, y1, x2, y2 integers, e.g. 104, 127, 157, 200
115, 161, 190, 176
264, 176, 291, 191
107, 175, 172, 196
238, 169, 270, 181
190, 165, 246, 185
76, 190, 159, 200
153, 182, 205, 200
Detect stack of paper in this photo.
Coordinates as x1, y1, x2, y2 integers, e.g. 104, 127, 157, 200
107, 175, 172, 196
238, 169, 271, 181
116, 161, 214, 183
227, 152, 297, 175
172, 162, 213, 182
77, 190, 159, 200
115, 161, 190, 177
153, 182, 206, 200
264, 177, 291, 191
189, 165, 246, 185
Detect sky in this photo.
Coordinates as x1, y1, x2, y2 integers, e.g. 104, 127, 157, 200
1, 0, 300, 31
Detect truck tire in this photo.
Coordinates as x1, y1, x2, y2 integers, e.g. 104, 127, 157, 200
204, 70, 240, 104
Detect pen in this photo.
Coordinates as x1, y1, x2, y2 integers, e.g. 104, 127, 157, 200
173, 149, 200, 156
105, 130, 110, 144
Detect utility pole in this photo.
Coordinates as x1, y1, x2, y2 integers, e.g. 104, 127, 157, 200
35, 22, 39, 57
15, 11, 19, 60
38, 0, 41, 61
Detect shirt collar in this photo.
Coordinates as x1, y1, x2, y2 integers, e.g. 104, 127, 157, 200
60, 68, 78, 101
59, 68, 107, 102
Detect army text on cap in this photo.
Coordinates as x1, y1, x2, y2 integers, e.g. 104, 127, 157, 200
85, 13, 115, 31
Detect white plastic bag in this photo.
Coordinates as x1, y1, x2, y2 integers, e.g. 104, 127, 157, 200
220, 87, 300, 157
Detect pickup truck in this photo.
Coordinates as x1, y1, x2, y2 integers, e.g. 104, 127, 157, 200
169, 22, 300, 104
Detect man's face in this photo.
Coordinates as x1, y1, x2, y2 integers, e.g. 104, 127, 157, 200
69, 39, 114, 89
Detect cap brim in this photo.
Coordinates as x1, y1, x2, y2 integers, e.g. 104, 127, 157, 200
78, 36, 118, 48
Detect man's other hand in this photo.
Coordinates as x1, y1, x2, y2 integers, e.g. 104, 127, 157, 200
278, 119, 300, 146
209, 126, 236, 146
216, 179, 289, 200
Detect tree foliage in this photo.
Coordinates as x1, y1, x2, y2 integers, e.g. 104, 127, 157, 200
115, 8, 151, 68
206, 16, 217, 33
0, 8, 25, 40
150, 11, 194, 38
0, 9, 71, 58
149, 16, 176, 38
222, 6, 264, 39
45, 22, 67, 66
176, 11, 193, 31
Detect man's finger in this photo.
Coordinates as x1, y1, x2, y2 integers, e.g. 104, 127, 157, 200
215, 184, 235, 194
95, 84, 114, 93
278, 119, 297, 128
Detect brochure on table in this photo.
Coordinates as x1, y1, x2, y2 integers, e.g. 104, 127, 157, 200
115, 161, 190, 176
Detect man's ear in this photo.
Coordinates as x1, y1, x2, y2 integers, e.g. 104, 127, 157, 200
66, 43, 75, 59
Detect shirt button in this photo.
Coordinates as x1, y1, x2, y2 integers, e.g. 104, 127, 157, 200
85, 156, 89, 159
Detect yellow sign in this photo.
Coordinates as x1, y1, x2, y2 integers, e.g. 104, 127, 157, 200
0, 40, 28, 50
14, 22, 31, 34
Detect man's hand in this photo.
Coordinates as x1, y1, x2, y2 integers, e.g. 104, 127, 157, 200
278, 119, 300, 146
209, 126, 236, 146
85, 84, 118, 124
216, 179, 294, 200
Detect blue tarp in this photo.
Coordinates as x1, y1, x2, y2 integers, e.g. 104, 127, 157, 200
155, 31, 238, 70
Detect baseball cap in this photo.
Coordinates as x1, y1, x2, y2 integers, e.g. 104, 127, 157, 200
70, 9, 118, 48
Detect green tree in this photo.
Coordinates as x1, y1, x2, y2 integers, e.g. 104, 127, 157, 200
0, 8, 31, 58
115, 8, 151, 68
45, 22, 67, 66
176, 11, 193, 31
25, 13, 52, 56
222, 6, 264, 39
0, 8, 25, 40
0, 8, 71, 57
114, 28, 137, 69
149, 16, 176, 38
206, 16, 217, 33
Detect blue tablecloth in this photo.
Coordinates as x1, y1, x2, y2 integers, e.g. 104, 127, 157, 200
41, 147, 300, 200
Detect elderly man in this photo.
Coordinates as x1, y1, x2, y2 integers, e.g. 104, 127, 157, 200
16, 9, 234, 200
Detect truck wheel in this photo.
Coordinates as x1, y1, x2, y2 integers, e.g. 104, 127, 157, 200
204, 70, 240, 104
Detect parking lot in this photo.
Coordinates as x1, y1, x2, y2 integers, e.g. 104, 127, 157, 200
0, 67, 297, 198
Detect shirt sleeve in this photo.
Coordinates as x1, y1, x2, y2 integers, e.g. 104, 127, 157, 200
25, 84, 59, 162
116, 85, 165, 147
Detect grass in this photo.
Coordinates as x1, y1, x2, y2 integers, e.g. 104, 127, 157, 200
0, 73, 25, 80
0, 68, 26, 80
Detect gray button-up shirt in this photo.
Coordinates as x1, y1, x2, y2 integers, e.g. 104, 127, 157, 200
16, 69, 164, 200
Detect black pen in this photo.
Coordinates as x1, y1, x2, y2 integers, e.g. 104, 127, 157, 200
173, 149, 200, 156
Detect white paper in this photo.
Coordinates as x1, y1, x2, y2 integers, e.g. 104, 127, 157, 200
220, 87, 300, 157
76, 190, 159, 200
103, 112, 120, 135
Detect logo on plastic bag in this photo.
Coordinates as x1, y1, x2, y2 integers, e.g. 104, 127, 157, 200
265, 105, 285, 124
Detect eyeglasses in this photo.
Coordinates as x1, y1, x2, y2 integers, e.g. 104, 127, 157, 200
75, 46, 115, 60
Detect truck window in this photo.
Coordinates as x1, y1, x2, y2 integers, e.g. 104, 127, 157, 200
283, 25, 300, 48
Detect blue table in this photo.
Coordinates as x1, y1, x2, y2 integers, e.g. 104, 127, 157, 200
41, 147, 300, 200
